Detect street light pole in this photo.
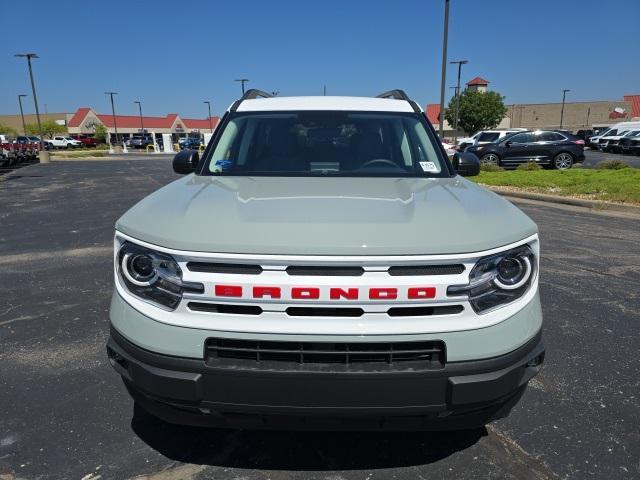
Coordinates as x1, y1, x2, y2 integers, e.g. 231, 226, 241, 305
17, 94, 28, 135
235, 78, 249, 96
134, 101, 144, 137
203, 101, 212, 133
438, 0, 450, 138
450, 59, 468, 144
15, 53, 48, 162
560, 89, 570, 129
105, 92, 119, 146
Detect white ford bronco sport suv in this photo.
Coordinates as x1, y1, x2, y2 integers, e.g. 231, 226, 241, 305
108, 89, 544, 430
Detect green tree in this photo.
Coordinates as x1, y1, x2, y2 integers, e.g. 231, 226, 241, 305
0, 123, 17, 136
93, 124, 107, 142
444, 89, 507, 135
25, 120, 67, 138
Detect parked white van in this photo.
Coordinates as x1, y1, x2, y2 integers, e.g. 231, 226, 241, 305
589, 121, 640, 148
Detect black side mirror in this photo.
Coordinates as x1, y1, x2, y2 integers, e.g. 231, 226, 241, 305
173, 150, 199, 174
452, 151, 480, 177
504, 140, 512, 147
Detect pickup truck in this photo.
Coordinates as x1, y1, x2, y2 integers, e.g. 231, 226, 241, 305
107, 89, 544, 431
45, 136, 82, 149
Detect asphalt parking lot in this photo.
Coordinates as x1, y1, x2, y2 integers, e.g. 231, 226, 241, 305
1, 157, 639, 480
583, 148, 640, 169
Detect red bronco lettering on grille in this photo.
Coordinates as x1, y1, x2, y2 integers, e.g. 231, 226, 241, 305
214, 285, 437, 300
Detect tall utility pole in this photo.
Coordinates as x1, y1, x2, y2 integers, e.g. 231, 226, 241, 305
450, 59, 468, 144
235, 78, 249, 96
17, 94, 28, 135
560, 89, 570, 129
105, 92, 119, 144
323, 85, 327, 96
15, 53, 47, 162
134, 101, 144, 137
438, 0, 450, 138
203, 101, 213, 132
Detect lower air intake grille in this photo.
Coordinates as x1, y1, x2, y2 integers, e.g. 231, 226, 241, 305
205, 338, 445, 367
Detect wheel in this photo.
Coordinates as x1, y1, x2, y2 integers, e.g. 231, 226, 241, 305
553, 152, 574, 170
480, 153, 500, 165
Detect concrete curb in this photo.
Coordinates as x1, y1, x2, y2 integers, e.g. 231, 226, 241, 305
487, 186, 640, 214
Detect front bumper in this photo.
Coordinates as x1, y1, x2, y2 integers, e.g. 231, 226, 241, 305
107, 326, 544, 430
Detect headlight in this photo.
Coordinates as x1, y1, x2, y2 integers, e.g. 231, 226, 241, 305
117, 242, 203, 309
447, 245, 536, 313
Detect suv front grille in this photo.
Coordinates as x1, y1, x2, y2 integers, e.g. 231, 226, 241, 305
205, 338, 445, 367
186, 261, 464, 276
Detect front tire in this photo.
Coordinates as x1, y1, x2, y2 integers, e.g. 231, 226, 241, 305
480, 153, 500, 166
553, 152, 574, 170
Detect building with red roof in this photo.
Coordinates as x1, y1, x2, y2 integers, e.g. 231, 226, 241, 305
67, 107, 219, 141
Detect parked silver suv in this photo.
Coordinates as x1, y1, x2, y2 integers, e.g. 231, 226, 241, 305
107, 90, 544, 430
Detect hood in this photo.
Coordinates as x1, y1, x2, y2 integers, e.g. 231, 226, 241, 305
116, 175, 537, 255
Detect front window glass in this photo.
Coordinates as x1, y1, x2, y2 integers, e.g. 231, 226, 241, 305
205, 111, 448, 177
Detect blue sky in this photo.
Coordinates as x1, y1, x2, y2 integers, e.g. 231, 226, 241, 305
2, 0, 639, 118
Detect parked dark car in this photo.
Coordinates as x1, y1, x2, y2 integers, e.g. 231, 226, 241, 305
180, 137, 203, 150
128, 135, 154, 149
575, 129, 594, 143
466, 130, 585, 169
617, 131, 640, 154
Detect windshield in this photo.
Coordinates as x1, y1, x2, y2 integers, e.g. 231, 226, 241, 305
204, 111, 449, 177
477, 132, 501, 142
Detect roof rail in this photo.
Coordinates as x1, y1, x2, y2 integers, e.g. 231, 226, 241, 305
230, 89, 274, 112
241, 89, 274, 100
376, 89, 422, 114
376, 89, 411, 101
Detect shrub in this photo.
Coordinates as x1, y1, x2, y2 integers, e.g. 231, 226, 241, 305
480, 163, 504, 172
597, 159, 629, 170
517, 161, 542, 171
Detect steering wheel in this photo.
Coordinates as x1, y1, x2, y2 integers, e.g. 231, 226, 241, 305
358, 158, 402, 169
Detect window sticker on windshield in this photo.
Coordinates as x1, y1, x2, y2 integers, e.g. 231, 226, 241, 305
213, 160, 233, 172
419, 161, 438, 173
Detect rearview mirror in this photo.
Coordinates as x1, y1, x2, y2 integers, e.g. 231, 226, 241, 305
452, 152, 480, 177
504, 140, 512, 147
173, 150, 199, 174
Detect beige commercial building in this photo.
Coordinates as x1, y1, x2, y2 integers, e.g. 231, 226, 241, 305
0, 112, 71, 134
427, 77, 640, 136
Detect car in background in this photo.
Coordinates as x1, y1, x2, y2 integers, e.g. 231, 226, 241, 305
613, 130, 640, 154
590, 121, 640, 148
128, 135, 154, 149
472, 130, 526, 148
46, 136, 82, 149
456, 132, 481, 151
466, 130, 585, 169
598, 130, 631, 152
575, 129, 594, 143
70, 134, 99, 148
15, 136, 41, 160
626, 135, 640, 156
180, 137, 203, 150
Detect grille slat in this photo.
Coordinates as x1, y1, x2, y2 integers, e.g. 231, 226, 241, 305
187, 262, 263, 274
205, 338, 445, 367
188, 302, 262, 315
286, 266, 365, 276
388, 264, 465, 276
